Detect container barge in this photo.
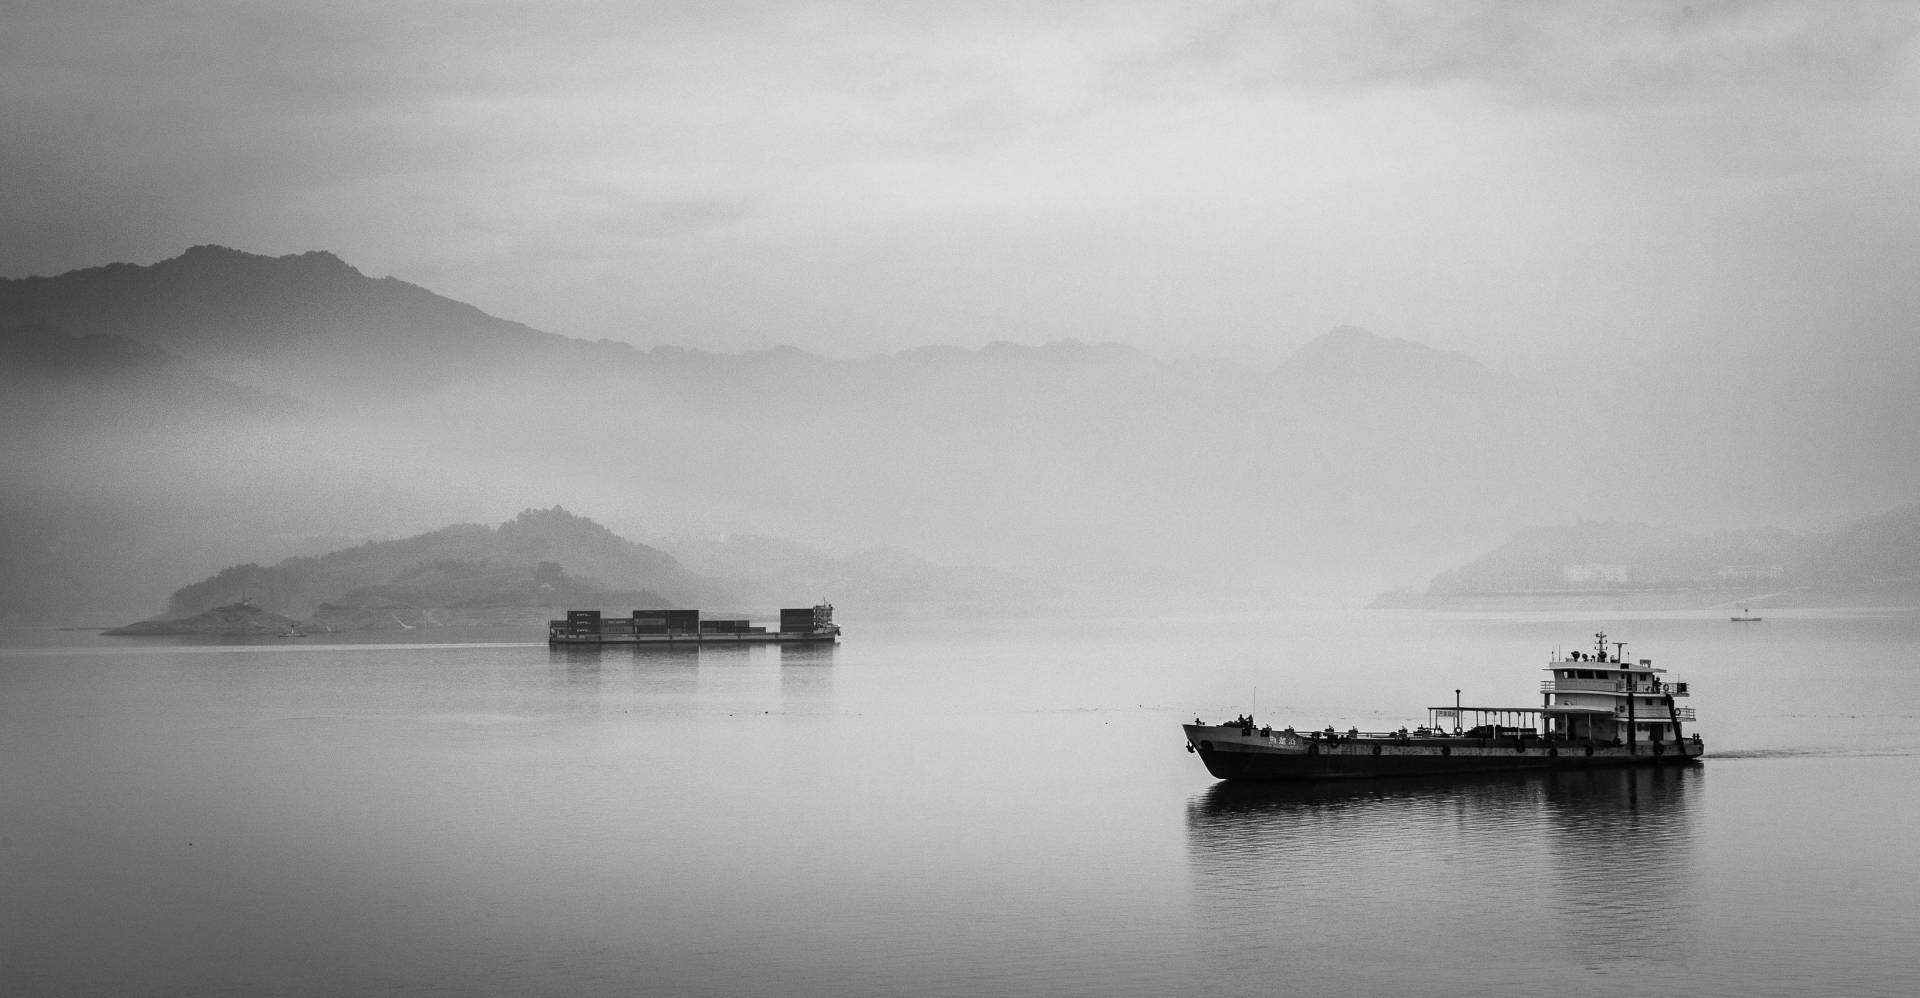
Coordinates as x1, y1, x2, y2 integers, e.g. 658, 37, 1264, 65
1183, 631, 1702, 782
548, 603, 840, 645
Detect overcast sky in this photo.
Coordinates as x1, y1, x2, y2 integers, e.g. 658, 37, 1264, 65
5, 1, 1917, 374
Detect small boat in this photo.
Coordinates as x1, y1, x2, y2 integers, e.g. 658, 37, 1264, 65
1731, 608, 1762, 622
278, 626, 308, 638
1182, 631, 1702, 782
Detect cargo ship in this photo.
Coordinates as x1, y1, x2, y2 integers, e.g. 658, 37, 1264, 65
548, 603, 840, 645
1182, 631, 1702, 782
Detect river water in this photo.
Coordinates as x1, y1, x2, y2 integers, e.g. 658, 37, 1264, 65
3, 610, 1916, 996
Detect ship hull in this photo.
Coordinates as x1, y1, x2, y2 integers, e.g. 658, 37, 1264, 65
1183, 725, 1702, 783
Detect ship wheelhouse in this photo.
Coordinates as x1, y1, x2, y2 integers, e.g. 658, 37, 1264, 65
1539, 631, 1693, 749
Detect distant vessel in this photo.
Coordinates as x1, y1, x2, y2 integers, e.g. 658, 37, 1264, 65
548, 604, 840, 645
1183, 631, 1702, 782
1731, 608, 1762, 622
278, 626, 308, 638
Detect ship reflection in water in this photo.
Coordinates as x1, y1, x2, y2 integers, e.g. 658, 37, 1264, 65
1185, 767, 1701, 989
547, 640, 837, 715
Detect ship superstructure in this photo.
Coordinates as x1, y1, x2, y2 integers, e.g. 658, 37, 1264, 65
1535, 631, 1695, 755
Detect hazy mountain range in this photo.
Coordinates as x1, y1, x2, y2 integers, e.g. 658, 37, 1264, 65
1376, 505, 1920, 610
5, 245, 1919, 625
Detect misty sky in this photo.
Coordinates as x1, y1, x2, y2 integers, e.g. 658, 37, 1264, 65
6, 2, 1918, 375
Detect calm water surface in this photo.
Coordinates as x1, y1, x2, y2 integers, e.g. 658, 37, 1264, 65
3, 611, 1916, 996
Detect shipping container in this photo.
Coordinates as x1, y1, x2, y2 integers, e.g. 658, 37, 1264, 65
638, 609, 701, 632
552, 605, 835, 644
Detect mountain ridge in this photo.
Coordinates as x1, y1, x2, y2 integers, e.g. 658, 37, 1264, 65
1375, 505, 1920, 609
11, 243, 1920, 618
0, 244, 567, 403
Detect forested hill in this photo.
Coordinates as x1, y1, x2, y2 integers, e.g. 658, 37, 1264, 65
159, 507, 727, 628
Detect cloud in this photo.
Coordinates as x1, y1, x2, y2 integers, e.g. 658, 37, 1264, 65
1130, 1, 1918, 108
4, 0, 1920, 372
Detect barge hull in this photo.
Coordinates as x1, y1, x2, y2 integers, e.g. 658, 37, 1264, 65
548, 632, 838, 645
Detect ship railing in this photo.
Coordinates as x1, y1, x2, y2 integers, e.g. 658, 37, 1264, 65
1611, 706, 1696, 721
1542, 680, 1632, 694
1292, 728, 1424, 743
1541, 679, 1619, 693
1542, 679, 1689, 696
